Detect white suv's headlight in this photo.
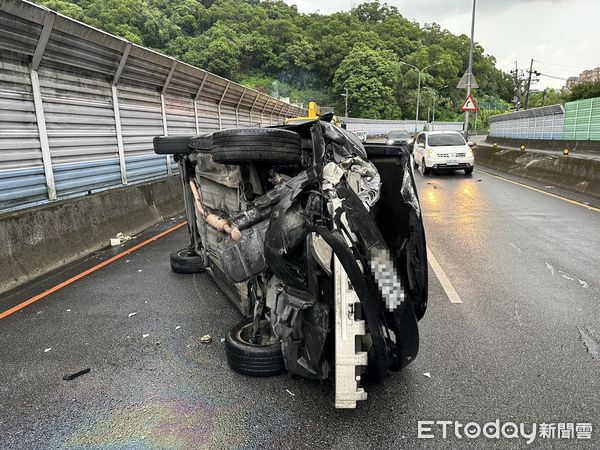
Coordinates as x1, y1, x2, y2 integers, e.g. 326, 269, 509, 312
466, 148, 474, 157
387, 139, 394, 145
428, 149, 438, 158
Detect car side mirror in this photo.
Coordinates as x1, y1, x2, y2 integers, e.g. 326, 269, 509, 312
467, 141, 474, 147
418, 143, 425, 148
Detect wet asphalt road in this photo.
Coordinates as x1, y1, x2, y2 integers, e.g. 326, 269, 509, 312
1, 167, 599, 449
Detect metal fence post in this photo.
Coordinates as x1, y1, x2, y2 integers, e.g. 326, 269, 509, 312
30, 11, 57, 201
574, 101, 579, 140
249, 92, 260, 125
235, 88, 246, 127
161, 60, 177, 175
260, 99, 270, 127
194, 72, 208, 135
587, 98, 594, 140
112, 43, 130, 185
217, 81, 230, 131
269, 102, 277, 125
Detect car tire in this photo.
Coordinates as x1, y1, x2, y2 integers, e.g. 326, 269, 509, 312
225, 318, 286, 377
170, 247, 206, 274
464, 167, 473, 175
189, 133, 212, 153
422, 159, 430, 175
211, 128, 302, 165
153, 136, 193, 155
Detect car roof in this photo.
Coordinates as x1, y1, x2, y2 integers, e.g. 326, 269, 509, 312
421, 130, 463, 135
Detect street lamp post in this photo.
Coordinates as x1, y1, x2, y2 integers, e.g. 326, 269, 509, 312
399, 61, 442, 132
341, 87, 349, 117
422, 85, 448, 125
465, 0, 477, 137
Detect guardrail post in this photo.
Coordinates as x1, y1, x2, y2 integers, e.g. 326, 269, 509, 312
112, 43, 130, 185
260, 100, 269, 127
269, 102, 278, 125
194, 72, 208, 134
217, 82, 230, 130
235, 88, 246, 127
249, 92, 260, 126
574, 101, 579, 140
587, 98, 594, 139
30, 10, 57, 201
161, 60, 177, 175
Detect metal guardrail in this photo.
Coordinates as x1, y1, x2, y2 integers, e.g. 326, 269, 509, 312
488, 105, 565, 140
341, 117, 464, 135
0, 0, 304, 213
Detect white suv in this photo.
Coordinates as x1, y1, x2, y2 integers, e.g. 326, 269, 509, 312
413, 131, 474, 175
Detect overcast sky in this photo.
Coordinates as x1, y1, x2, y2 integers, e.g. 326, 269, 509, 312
283, 0, 599, 90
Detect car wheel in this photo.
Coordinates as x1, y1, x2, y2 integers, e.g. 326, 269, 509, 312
170, 247, 206, 274
464, 167, 473, 175
189, 133, 212, 153
153, 136, 193, 155
412, 157, 418, 170
211, 128, 302, 165
225, 318, 286, 377
421, 159, 430, 175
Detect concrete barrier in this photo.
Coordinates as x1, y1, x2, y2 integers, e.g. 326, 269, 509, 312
0, 176, 184, 295
474, 144, 600, 199
485, 136, 600, 154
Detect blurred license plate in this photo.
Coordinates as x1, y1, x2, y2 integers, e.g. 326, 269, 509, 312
447, 159, 458, 165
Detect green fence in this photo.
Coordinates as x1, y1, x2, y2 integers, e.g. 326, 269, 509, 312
563, 97, 600, 140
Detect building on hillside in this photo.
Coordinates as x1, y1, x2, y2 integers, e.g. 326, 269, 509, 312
566, 67, 600, 89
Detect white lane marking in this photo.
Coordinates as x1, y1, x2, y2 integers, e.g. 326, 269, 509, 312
426, 247, 463, 304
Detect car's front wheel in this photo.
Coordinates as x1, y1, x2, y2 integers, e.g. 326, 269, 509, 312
225, 318, 286, 377
170, 247, 206, 274
421, 159, 430, 175
464, 167, 474, 175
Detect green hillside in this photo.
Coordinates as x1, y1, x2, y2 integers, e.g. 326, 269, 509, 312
37, 0, 515, 120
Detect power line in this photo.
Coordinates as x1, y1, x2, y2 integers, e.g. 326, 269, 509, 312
537, 72, 568, 81
533, 60, 585, 71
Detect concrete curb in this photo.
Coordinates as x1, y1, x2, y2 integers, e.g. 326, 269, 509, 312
474, 144, 600, 199
0, 176, 184, 295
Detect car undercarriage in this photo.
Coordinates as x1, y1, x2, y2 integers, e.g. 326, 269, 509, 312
154, 116, 428, 408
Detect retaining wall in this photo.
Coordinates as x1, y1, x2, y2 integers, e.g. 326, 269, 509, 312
0, 176, 184, 295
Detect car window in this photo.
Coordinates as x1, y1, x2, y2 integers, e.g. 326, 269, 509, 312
389, 131, 411, 139
427, 133, 466, 147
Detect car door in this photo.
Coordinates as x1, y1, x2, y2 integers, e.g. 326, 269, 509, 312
414, 133, 425, 160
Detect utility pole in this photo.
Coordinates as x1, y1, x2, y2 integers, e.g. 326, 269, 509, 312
510, 61, 523, 110
341, 87, 349, 117
464, 0, 476, 137
524, 59, 540, 109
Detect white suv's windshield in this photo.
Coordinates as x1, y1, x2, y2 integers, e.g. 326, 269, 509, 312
428, 133, 466, 147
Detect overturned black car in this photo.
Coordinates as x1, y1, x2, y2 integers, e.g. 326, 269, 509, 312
153, 116, 428, 408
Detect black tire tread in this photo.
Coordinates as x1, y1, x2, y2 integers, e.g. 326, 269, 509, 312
153, 136, 193, 155
210, 128, 301, 164
170, 247, 205, 274
225, 319, 285, 377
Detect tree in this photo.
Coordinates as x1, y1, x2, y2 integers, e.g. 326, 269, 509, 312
35, 0, 517, 117
333, 46, 401, 118
569, 81, 600, 102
